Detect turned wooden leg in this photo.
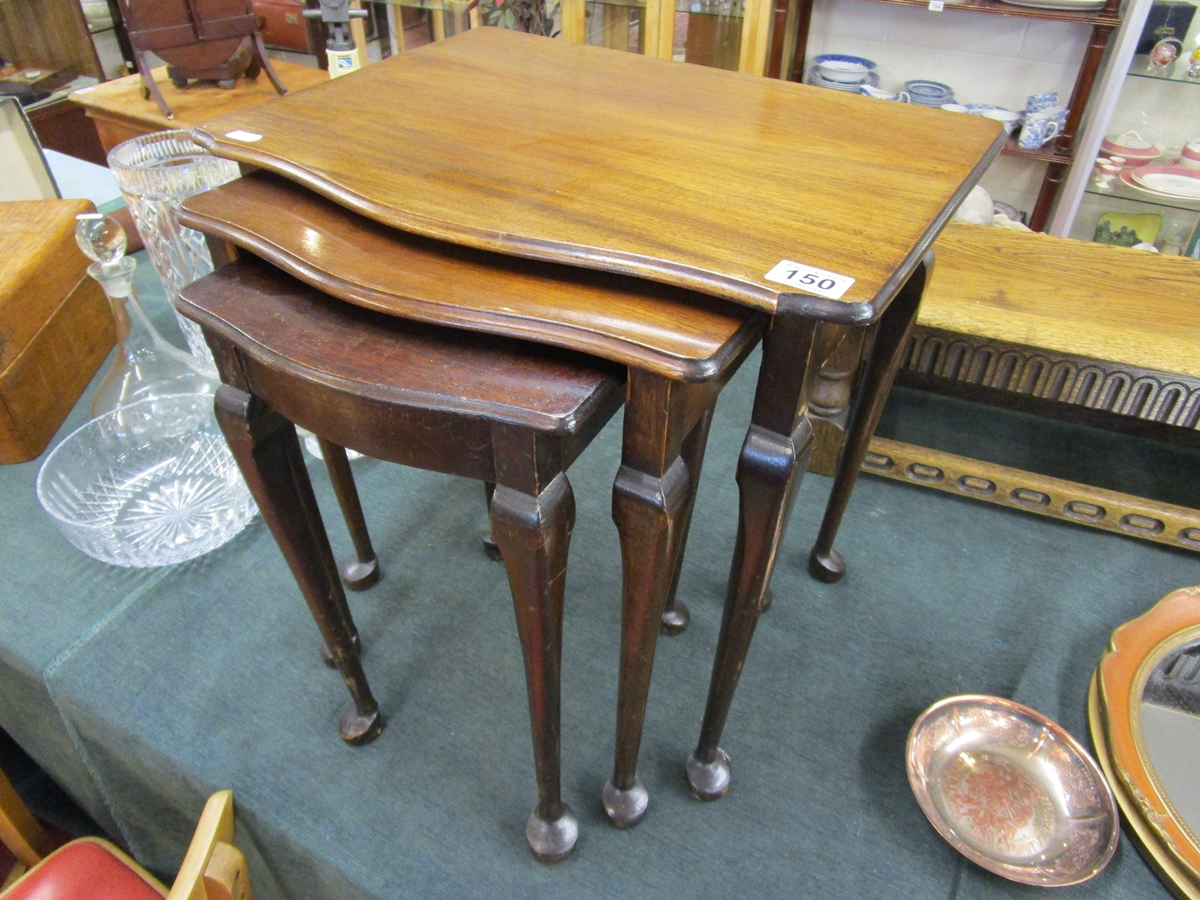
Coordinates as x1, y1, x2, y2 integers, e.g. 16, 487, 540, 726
604, 371, 700, 828
489, 474, 578, 863
659, 405, 716, 636
481, 481, 502, 560
317, 437, 380, 591
809, 257, 929, 584
807, 324, 865, 476
686, 310, 820, 801
214, 386, 384, 745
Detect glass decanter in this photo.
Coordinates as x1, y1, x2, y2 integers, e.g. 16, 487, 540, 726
76, 213, 218, 419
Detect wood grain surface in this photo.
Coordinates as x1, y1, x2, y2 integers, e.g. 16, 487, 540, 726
1, 200, 96, 367
70, 61, 328, 137
0, 199, 114, 462
180, 172, 765, 381
178, 255, 625, 434
918, 223, 1200, 379
191, 27, 1004, 321
0, 0, 103, 80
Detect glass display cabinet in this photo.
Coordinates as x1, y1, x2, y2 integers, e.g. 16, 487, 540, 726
1053, 0, 1200, 250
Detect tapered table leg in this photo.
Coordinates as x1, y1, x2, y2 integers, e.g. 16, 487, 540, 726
604, 372, 710, 828
686, 309, 820, 800
809, 257, 930, 583
659, 407, 715, 636
214, 386, 384, 745
490, 473, 578, 863
317, 437, 381, 591
481, 481, 502, 560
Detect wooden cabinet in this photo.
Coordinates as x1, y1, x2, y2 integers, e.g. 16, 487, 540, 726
0, 0, 110, 164
563, 0, 791, 74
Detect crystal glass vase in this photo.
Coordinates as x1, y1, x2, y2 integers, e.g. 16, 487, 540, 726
107, 130, 240, 376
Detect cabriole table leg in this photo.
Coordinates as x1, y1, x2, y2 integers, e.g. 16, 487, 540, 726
659, 407, 716, 636
604, 371, 715, 828
686, 311, 820, 800
808, 257, 930, 584
213, 386, 384, 746
317, 436, 381, 591
490, 472, 579, 863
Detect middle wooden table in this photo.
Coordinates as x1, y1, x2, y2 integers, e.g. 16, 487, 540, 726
187, 26, 1005, 825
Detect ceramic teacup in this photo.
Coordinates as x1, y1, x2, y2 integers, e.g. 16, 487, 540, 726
1018, 113, 1060, 149
1025, 91, 1058, 113
859, 85, 911, 102
1180, 139, 1200, 169
1038, 105, 1068, 124
940, 103, 969, 113
980, 109, 1021, 133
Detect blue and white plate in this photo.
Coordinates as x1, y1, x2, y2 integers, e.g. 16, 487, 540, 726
813, 53, 878, 70
904, 79, 955, 98
807, 67, 880, 91
907, 95, 955, 108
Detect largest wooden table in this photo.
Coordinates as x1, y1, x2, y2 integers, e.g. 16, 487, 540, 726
188, 27, 1005, 823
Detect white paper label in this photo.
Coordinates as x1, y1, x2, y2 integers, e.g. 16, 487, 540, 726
225, 130, 263, 142
764, 260, 855, 300
928, 1, 944, 10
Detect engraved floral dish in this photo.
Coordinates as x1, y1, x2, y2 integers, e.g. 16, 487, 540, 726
906, 695, 1118, 886
37, 395, 256, 567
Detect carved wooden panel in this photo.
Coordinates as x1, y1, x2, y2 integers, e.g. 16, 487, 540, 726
863, 437, 1200, 553
899, 326, 1200, 432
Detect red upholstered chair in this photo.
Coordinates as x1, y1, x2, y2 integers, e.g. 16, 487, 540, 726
0, 787, 249, 900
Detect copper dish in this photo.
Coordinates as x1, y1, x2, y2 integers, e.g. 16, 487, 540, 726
907, 695, 1119, 886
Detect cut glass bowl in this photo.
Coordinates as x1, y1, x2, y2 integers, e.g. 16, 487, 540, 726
37, 395, 257, 567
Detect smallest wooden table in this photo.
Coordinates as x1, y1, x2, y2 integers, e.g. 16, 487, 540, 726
69, 62, 328, 153
179, 255, 627, 862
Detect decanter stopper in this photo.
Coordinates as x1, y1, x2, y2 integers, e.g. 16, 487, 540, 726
75, 213, 128, 268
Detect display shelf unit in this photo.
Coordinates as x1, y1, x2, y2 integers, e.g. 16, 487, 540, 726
1052, 0, 1200, 247
1125, 54, 1200, 84
1085, 179, 1200, 214
779, 0, 1121, 231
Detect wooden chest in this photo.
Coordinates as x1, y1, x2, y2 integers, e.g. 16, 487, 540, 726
0, 199, 115, 463
252, 0, 314, 53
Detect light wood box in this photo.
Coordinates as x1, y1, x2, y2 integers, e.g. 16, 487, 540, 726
0, 199, 115, 463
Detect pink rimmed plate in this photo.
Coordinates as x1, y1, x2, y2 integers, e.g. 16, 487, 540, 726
907, 695, 1118, 886
1120, 168, 1200, 201
1129, 165, 1200, 199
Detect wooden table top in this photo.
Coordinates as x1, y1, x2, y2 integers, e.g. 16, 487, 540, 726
191, 28, 1005, 321
180, 256, 625, 436
921, 222, 1200, 379
69, 61, 328, 133
182, 172, 765, 381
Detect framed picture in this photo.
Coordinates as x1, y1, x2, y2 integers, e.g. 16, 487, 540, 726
0, 96, 60, 201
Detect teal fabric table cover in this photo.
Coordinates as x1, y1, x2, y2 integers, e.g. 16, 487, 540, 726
2, 262, 1194, 899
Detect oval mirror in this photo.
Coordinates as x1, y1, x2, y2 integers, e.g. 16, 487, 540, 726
1091, 586, 1200, 898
